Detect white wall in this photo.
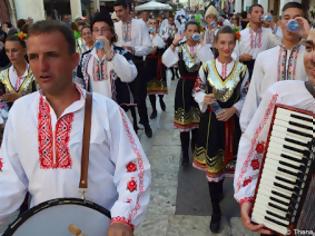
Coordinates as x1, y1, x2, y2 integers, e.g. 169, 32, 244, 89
70, 0, 82, 20
258, 0, 269, 12
244, 0, 253, 11
14, 0, 45, 21
279, 0, 301, 14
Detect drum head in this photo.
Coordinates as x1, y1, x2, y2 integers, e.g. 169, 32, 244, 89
4, 198, 111, 236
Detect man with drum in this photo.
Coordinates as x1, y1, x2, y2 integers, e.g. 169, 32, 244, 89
0, 20, 151, 236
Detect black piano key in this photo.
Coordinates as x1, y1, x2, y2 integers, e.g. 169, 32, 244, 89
287, 128, 312, 139
274, 182, 294, 192
288, 120, 313, 131
283, 144, 307, 154
281, 153, 307, 165
290, 113, 313, 123
269, 196, 289, 207
278, 160, 304, 170
269, 202, 288, 212
271, 190, 292, 200
275, 175, 297, 186
278, 167, 300, 177
284, 137, 309, 147
265, 216, 289, 227
266, 210, 288, 221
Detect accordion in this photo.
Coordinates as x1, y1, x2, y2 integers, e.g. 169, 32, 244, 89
251, 104, 315, 235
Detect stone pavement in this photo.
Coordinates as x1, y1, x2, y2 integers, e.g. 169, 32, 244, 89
134, 74, 259, 236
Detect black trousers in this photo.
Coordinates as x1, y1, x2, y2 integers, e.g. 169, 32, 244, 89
129, 57, 150, 127
243, 59, 256, 80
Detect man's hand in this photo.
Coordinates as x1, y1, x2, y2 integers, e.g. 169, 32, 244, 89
203, 93, 216, 106
240, 202, 273, 235
107, 222, 133, 236
295, 17, 311, 39
239, 53, 253, 62
1, 93, 20, 103
216, 107, 236, 122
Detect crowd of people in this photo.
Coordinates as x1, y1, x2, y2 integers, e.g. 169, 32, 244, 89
0, 0, 314, 235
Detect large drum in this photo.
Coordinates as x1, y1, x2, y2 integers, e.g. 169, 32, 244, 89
4, 198, 111, 236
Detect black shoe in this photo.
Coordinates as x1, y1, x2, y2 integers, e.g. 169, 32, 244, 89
209, 214, 221, 233
150, 110, 157, 119
159, 99, 166, 111
144, 125, 152, 138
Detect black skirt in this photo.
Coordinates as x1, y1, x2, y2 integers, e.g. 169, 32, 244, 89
174, 77, 200, 131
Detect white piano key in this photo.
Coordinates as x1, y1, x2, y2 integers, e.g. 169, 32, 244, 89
251, 213, 289, 235
271, 129, 311, 144
268, 142, 305, 158
269, 136, 309, 152
277, 108, 314, 123
259, 177, 293, 197
266, 152, 304, 169
264, 158, 300, 175
252, 209, 290, 227
262, 166, 299, 183
253, 198, 287, 219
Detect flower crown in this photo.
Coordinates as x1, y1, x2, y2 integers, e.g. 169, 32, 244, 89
232, 27, 241, 41
16, 32, 28, 41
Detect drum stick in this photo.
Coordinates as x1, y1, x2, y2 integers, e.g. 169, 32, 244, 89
68, 224, 85, 236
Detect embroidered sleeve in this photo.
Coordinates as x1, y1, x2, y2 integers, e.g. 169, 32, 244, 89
234, 90, 278, 204
108, 104, 151, 227
0, 108, 28, 225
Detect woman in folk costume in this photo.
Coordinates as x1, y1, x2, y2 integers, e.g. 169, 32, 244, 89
78, 24, 94, 54
162, 21, 214, 166
145, 18, 167, 119
0, 33, 36, 120
192, 26, 249, 233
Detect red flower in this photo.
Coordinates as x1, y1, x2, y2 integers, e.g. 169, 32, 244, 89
126, 162, 137, 172
255, 142, 265, 154
235, 31, 241, 41
243, 177, 252, 187
127, 180, 137, 192
0, 158, 3, 171
251, 159, 260, 170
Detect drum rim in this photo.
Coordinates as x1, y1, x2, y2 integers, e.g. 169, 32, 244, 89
3, 197, 111, 236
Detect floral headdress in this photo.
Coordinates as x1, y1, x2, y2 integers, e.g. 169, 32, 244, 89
16, 31, 28, 41
232, 26, 241, 41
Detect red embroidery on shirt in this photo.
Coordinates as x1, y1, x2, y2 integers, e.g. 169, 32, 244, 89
38, 96, 74, 169
0, 158, 3, 171
126, 162, 137, 172
119, 109, 145, 223
236, 94, 278, 192
243, 177, 252, 187
127, 179, 137, 192
251, 159, 260, 170
54, 113, 74, 168
255, 142, 265, 154
38, 97, 53, 168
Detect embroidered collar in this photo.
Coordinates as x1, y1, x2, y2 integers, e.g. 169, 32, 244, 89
277, 44, 301, 81
39, 85, 86, 118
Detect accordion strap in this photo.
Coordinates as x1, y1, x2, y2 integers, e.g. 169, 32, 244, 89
80, 92, 92, 191
305, 81, 315, 98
